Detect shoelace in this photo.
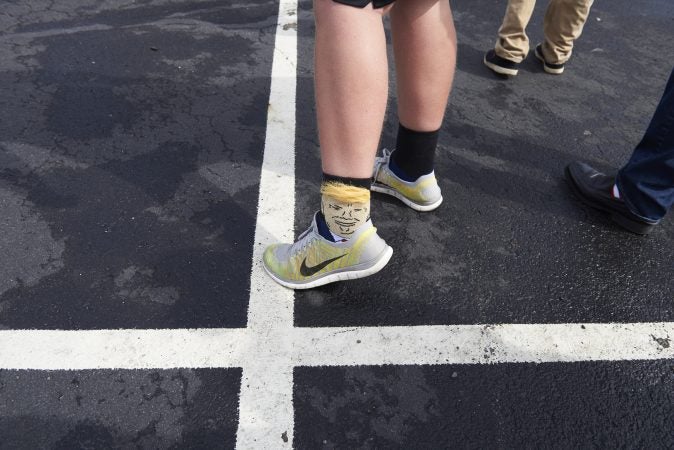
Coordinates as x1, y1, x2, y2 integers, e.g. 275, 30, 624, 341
290, 226, 314, 257
373, 148, 393, 182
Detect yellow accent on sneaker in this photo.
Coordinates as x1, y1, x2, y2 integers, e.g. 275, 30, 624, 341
371, 149, 443, 211
262, 213, 392, 289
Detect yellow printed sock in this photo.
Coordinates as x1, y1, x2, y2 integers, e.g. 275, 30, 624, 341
320, 182, 371, 240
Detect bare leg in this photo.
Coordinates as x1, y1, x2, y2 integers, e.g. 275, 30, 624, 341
314, 0, 389, 178
391, 0, 456, 132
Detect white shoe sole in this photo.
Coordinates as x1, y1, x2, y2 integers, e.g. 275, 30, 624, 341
371, 182, 443, 212
263, 246, 393, 290
483, 56, 518, 76
535, 48, 564, 74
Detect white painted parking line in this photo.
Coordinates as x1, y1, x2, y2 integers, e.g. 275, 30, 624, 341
2, 323, 672, 371
292, 323, 674, 366
0, 329, 248, 370
236, 0, 298, 447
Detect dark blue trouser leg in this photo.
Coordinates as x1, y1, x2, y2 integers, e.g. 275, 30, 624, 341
617, 67, 674, 222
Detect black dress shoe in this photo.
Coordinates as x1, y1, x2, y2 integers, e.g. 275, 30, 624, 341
483, 49, 520, 76
565, 161, 659, 235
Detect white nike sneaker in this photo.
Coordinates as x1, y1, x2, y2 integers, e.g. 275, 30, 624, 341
263, 213, 393, 289
372, 148, 443, 211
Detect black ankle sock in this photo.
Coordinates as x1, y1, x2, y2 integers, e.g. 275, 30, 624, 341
391, 123, 439, 181
322, 173, 372, 189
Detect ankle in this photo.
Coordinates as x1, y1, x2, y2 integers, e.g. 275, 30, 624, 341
320, 174, 371, 241
391, 123, 439, 181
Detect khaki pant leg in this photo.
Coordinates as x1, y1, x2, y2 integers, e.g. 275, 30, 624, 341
542, 0, 594, 64
494, 0, 537, 63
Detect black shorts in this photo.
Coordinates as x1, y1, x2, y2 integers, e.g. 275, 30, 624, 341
333, 0, 396, 8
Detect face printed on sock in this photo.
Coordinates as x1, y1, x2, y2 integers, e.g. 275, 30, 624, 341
321, 197, 369, 236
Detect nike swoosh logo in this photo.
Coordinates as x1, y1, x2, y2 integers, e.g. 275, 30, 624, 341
300, 254, 348, 277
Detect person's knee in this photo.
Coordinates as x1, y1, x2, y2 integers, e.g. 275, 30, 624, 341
390, 0, 451, 20
392, 0, 445, 11
314, 0, 388, 23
